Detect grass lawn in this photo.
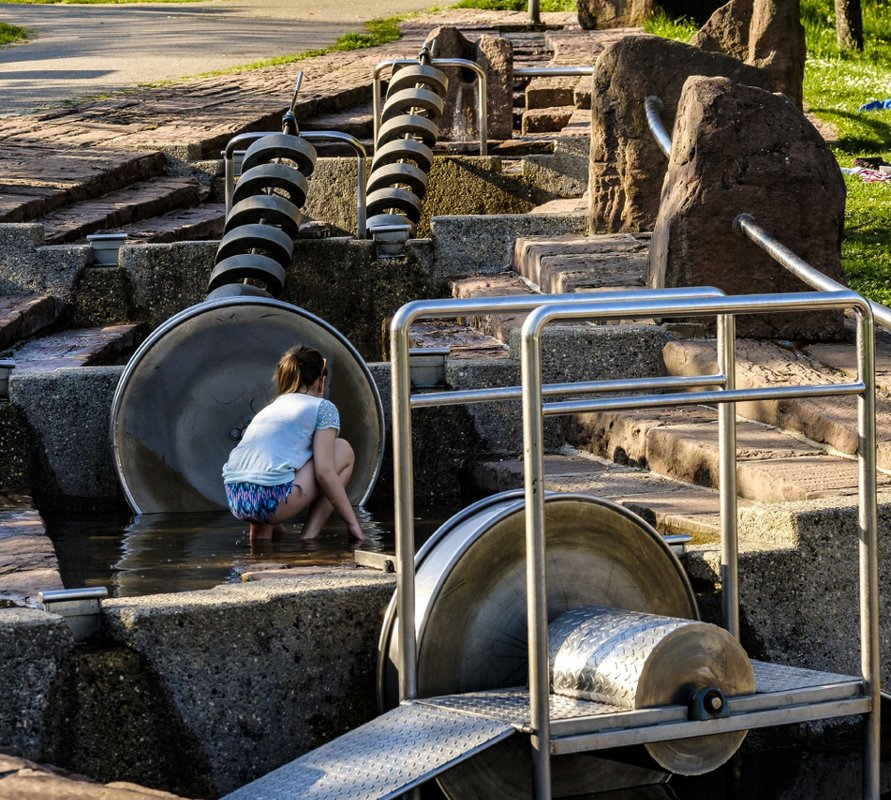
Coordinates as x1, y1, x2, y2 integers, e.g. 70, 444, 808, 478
0, 20, 28, 43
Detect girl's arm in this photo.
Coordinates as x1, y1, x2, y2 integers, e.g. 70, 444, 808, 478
312, 427, 364, 539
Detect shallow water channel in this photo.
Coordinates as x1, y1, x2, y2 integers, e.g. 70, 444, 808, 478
44, 505, 445, 597
42, 506, 890, 798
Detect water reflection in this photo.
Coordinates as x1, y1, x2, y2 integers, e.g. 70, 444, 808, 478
46, 506, 441, 598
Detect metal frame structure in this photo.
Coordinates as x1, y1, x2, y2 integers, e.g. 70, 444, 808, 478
222, 131, 368, 237
373, 58, 488, 155
390, 286, 880, 799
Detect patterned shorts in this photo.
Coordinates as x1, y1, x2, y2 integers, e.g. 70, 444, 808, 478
224, 481, 294, 523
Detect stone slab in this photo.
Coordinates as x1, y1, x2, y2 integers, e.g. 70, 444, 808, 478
472, 452, 734, 539
9, 325, 143, 372
117, 203, 226, 244
40, 178, 204, 245
534, 251, 647, 294
663, 337, 891, 471
0, 754, 190, 799
525, 76, 576, 109
450, 271, 536, 343
521, 106, 574, 134
0, 294, 57, 352
512, 233, 647, 285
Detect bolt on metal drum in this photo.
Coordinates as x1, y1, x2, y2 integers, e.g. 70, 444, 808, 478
376, 490, 746, 798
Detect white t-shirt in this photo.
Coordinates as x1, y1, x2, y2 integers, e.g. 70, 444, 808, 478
222, 393, 340, 486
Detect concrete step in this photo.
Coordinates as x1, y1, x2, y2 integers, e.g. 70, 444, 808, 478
0, 294, 57, 352
407, 319, 509, 361
116, 202, 225, 243
0, 492, 62, 607
471, 452, 749, 540
512, 233, 649, 293
450, 271, 538, 344
39, 177, 206, 244
560, 108, 591, 137
0, 144, 167, 223
663, 337, 891, 472
302, 103, 374, 140
7, 324, 144, 371
564, 404, 890, 502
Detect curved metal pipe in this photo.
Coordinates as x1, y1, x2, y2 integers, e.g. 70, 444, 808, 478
644, 95, 672, 159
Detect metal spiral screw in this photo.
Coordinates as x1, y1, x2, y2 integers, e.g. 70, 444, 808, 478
366, 48, 448, 253
208, 72, 317, 299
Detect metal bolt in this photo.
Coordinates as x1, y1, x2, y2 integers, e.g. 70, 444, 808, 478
707, 693, 724, 712
228, 427, 242, 442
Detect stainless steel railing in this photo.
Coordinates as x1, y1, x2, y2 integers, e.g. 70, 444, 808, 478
391, 285, 879, 799
644, 95, 891, 333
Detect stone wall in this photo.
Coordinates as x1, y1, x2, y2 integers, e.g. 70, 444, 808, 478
0, 574, 395, 797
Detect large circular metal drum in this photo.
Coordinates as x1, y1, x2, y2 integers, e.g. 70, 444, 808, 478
377, 491, 702, 798
111, 296, 384, 514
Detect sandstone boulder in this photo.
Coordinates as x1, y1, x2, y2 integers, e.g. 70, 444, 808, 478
577, 0, 723, 28
648, 76, 846, 341
588, 34, 773, 233
692, 0, 805, 107
423, 26, 513, 142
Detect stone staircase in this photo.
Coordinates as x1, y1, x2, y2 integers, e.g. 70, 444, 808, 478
429, 227, 891, 547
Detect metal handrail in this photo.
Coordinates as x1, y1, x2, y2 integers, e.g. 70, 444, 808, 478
643, 95, 891, 333
372, 58, 488, 156
392, 286, 879, 800
223, 131, 368, 238
644, 95, 672, 158
514, 66, 595, 78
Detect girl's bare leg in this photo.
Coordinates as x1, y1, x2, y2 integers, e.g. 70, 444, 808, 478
249, 522, 275, 541
301, 439, 356, 539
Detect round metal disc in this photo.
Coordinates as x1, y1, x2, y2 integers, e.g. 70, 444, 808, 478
242, 134, 317, 176
371, 139, 434, 173
233, 163, 309, 207
378, 491, 698, 799
224, 195, 302, 238
366, 187, 422, 223
377, 114, 439, 148
111, 296, 385, 514
381, 88, 444, 123
366, 163, 428, 197
207, 254, 287, 296
387, 64, 448, 97
215, 223, 294, 268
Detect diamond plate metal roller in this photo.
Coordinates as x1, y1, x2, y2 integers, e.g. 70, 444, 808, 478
549, 605, 756, 775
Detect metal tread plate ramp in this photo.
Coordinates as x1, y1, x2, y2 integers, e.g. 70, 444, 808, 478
222, 660, 862, 800
221, 701, 516, 800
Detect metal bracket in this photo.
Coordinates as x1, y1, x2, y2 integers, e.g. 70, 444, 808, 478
38, 587, 108, 643
354, 550, 396, 573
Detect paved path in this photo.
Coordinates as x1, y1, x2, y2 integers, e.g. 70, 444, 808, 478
0, 0, 436, 116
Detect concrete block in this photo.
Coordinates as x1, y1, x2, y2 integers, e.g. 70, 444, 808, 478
9, 366, 123, 508
522, 136, 590, 199
0, 225, 90, 302
0, 608, 73, 760
431, 213, 587, 279
102, 573, 396, 795
122, 242, 215, 329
